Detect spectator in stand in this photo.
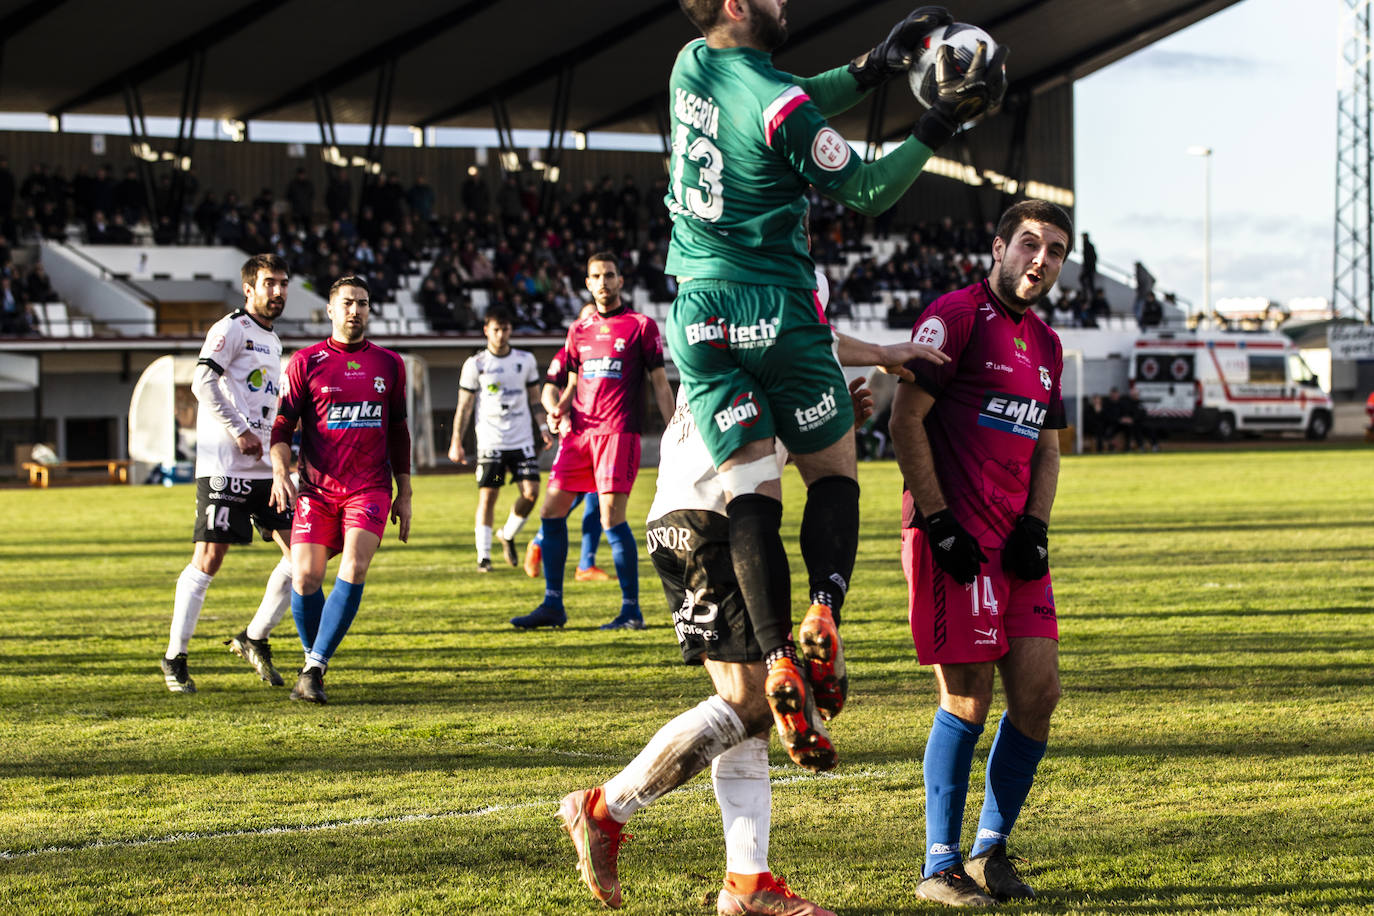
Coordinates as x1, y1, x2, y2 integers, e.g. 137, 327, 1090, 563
25, 263, 54, 304
407, 175, 435, 224
286, 168, 314, 223
1138, 291, 1163, 330
325, 169, 351, 220
0, 158, 14, 220
115, 168, 146, 225
1079, 232, 1097, 301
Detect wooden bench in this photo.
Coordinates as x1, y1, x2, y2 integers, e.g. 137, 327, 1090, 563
22, 459, 131, 488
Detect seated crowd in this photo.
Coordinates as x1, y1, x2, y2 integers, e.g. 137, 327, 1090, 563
0, 157, 1099, 340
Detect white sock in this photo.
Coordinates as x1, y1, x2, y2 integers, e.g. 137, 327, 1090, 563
500, 510, 529, 541
603, 695, 746, 823
167, 565, 214, 658
713, 736, 771, 875
246, 558, 292, 641
476, 524, 493, 561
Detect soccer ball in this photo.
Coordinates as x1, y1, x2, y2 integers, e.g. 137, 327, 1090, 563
908, 22, 997, 110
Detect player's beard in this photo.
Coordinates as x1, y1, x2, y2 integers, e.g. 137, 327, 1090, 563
992, 261, 1045, 313
255, 296, 286, 322
745, 0, 787, 51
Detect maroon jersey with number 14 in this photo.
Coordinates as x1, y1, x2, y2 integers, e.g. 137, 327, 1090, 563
277, 338, 408, 499
901, 280, 1066, 546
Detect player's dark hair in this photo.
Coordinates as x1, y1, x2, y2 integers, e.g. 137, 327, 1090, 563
241, 253, 289, 288
587, 251, 620, 273
484, 305, 514, 326
328, 274, 372, 299
995, 201, 1075, 254
678, 0, 724, 32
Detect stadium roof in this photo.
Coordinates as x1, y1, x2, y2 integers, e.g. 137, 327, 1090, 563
0, 0, 1240, 140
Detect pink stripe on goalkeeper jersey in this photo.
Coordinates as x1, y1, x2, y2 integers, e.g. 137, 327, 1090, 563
763, 86, 810, 146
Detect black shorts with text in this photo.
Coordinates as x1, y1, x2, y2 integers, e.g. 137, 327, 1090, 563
475, 446, 540, 489
193, 476, 292, 544
646, 509, 760, 665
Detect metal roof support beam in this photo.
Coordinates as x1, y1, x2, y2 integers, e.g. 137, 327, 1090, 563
49, 0, 290, 116
121, 81, 160, 225
357, 58, 398, 216
169, 51, 206, 237
237, 0, 503, 122
539, 67, 574, 216
415, 1, 679, 129
862, 80, 889, 163
997, 89, 1032, 215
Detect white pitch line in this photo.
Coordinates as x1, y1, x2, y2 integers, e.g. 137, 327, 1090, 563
0, 766, 902, 861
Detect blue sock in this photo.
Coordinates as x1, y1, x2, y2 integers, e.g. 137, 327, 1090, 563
291, 588, 325, 652
579, 493, 602, 569
971, 713, 1047, 858
923, 707, 984, 877
605, 521, 639, 616
307, 577, 365, 667
540, 516, 568, 609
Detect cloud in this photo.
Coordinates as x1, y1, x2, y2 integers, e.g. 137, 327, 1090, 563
1120, 49, 1265, 78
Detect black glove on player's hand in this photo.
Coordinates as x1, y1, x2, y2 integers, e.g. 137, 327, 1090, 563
849, 6, 953, 90
913, 40, 1010, 150
925, 509, 987, 585
1001, 513, 1049, 581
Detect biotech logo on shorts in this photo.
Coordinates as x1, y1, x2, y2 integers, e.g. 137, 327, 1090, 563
978, 392, 1046, 440
685, 316, 779, 351
326, 401, 384, 429
714, 392, 761, 432
794, 386, 838, 432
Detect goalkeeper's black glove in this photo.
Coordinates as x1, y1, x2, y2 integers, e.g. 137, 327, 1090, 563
913, 40, 1010, 151
925, 509, 987, 585
849, 6, 953, 90
1001, 513, 1049, 581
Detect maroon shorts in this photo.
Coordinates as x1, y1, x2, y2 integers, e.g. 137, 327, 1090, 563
901, 527, 1059, 665
549, 431, 641, 495
292, 487, 392, 552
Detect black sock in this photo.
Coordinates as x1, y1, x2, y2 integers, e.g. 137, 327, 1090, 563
800, 475, 860, 624
726, 493, 792, 656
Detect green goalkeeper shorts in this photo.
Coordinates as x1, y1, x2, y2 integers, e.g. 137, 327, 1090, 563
667, 279, 852, 467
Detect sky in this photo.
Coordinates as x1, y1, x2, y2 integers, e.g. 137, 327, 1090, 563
1073, 0, 1342, 311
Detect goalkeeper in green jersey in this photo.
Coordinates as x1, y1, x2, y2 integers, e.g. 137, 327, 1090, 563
664, 0, 1006, 772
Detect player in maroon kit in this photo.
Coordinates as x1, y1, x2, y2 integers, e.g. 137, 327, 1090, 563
512, 252, 675, 631
889, 200, 1072, 906
269, 275, 412, 704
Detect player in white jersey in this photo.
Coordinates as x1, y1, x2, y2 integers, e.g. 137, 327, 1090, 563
160, 254, 295, 694
557, 297, 948, 912
449, 306, 551, 571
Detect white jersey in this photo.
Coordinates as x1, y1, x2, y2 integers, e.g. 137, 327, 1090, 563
648, 267, 827, 520
195, 310, 283, 480
648, 386, 787, 519
459, 347, 540, 451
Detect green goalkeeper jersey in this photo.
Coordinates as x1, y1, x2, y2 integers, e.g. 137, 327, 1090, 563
664, 38, 937, 290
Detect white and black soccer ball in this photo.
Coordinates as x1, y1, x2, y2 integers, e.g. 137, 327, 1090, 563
908, 22, 998, 110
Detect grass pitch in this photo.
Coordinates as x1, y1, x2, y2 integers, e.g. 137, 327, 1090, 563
1, 446, 1371, 914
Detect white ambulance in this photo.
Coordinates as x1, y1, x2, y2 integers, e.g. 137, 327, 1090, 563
1130, 331, 1332, 440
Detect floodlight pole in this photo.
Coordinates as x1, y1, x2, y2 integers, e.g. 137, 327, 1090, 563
1187, 146, 1213, 321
